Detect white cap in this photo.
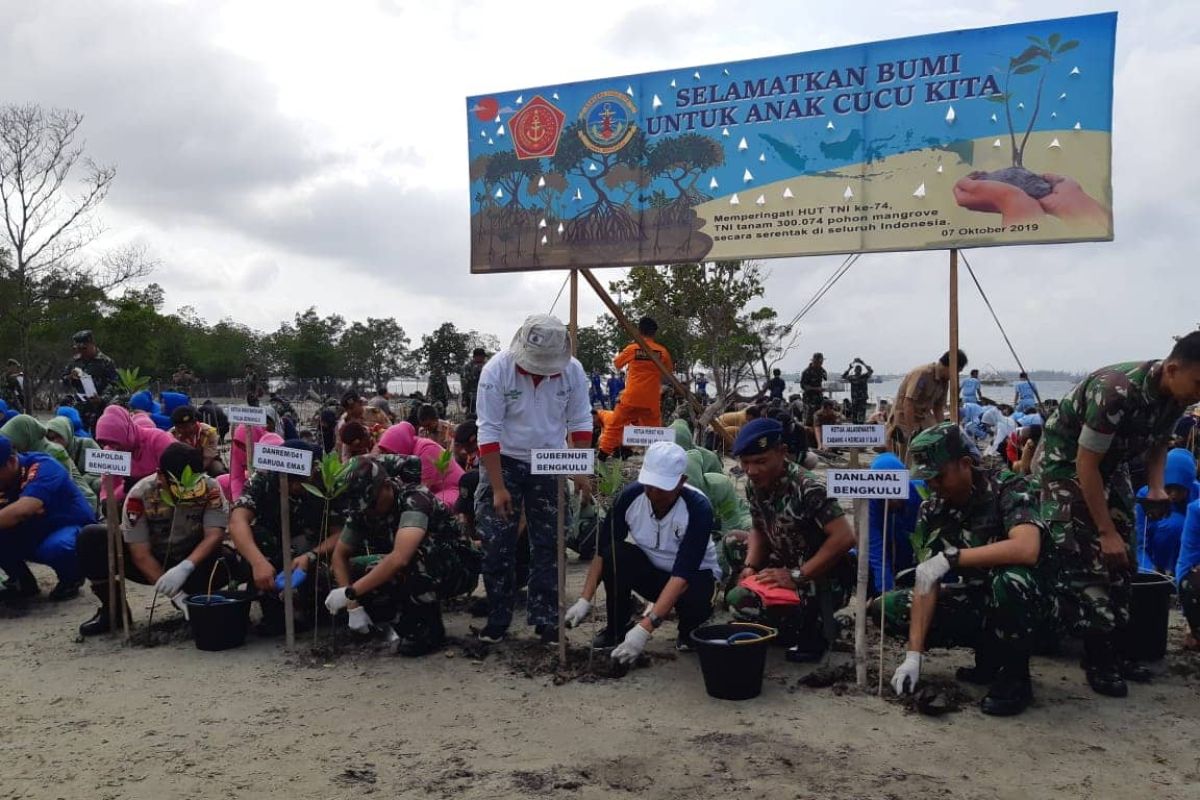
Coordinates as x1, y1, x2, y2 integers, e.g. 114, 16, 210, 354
509, 314, 570, 376
637, 441, 688, 491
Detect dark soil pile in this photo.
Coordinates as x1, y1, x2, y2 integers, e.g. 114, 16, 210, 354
969, 166, 1053, 199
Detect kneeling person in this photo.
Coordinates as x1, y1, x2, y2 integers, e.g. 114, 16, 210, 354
78, 443, 228, 635
594, 441, 721, 660
326, 457, 479, 656
885, 423, 1047, 716
228, 440, 342, 635
726, 419, 856, 661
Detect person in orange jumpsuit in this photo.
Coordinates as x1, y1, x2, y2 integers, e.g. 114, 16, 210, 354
598, 317, 674, 456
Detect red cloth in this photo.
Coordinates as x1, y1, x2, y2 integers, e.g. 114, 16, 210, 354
737, 574, 801, 607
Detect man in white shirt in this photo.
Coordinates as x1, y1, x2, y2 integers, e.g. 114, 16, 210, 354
594, 441, 722, 661
475, 315, 593, 644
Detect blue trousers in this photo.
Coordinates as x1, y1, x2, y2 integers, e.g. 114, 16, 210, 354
475, 456, 559, 630
0, 524, 82, 584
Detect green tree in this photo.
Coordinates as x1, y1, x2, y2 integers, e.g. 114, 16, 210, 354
339, 317, 412, 388
417, 322, 469, 405
272, 308, 345, 383
551, 120, 646, 243
575, 322, 617, 374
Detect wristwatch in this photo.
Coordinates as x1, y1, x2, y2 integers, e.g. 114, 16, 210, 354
344, 585, 359, 602
790, 568, 808, 585
304, 551, 318, 564
942, 546, 960, 569
646, 611, 665, 629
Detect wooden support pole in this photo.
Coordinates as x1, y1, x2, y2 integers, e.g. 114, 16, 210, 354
853, 498, 869, 688
105, 474, 120, 635
279, 473, 295, 648
578, 268, 732, 446
569, 270, 579, 353
949, 249, 960, 425
556, 477, 567, 666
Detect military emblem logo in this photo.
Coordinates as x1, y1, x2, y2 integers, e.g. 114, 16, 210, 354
510, 95, 566, 160
578, 90, 637, 154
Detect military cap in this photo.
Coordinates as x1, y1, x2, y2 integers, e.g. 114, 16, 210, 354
731, 418, 784, 457
909, 422, 980, 480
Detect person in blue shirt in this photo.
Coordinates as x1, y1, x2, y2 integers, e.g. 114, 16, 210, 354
0, 434, 96, 604
606, 372, 624, 409
961, 369, 982, 405
1012, 372, 1039, 414
1177, 498, 1200, 650
1134, 448, 1199, 574
867, 452, 923, 593
695, 373, 708, 400
589, 371, 605, 409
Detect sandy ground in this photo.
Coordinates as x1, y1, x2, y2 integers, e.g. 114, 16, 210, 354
2, 556, 1199, 800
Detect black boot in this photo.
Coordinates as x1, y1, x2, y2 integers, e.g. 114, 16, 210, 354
396, 603, 446, 657
1083, 634, 1128, 698
49, 578, 84, 602
957, 639, 1000, 685
79, 582, 128, 636
980, 652, 1033, 716
1114, 627, 1152, 683
0, 562, 39, 606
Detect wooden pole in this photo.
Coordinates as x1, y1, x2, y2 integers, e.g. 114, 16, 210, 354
105, 474, 119, 634
111, 476, 130, 641
279, 473, 295, 648
244, 424, 255, 481
853, 498, 869, 688
568, 270, 579, 353
949, 249, 960, 425
556, 476, 567, 666
578, 268, 732, 446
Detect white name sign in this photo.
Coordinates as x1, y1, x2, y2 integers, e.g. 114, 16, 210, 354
227, 405, 268, 426
84, 448, 132, 476
530, 449, 596, 475
622, 426, 675, 447
827, 469, 910, 499
252, 444, 313, 477
822, 424, 887, 447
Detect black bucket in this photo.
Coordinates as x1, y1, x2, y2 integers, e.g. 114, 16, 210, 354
185, 593, 251, 651
690, 623, 778, 700
1127, 572, 1174, 662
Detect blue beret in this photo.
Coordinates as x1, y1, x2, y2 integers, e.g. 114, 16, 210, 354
731, 418, 784, 457
0, 434, 11, 464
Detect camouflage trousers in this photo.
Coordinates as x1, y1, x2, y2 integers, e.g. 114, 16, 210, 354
1179, 565, 1200, 636
475, 455, 560, 630
717, 532, 749, 587
726, 559, 853, 648
350, 536, 479, 628
849, 399, 867, 425
1041, 475, 1135, 637
877, 567, 1047, 649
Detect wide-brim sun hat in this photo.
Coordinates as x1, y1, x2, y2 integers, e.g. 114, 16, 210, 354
510, 314, 571, 376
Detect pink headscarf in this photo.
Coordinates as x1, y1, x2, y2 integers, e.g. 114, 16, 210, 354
95, 405, 175, 501
131, 411, 156, 429
375, 422, 463, 506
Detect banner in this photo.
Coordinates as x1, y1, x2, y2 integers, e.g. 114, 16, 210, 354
466, 13, 1115, 273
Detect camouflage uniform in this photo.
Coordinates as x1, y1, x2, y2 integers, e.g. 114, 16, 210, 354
460, 360, 484, 415
725, 461, 852, 646
1033, 361, 1185, 638
231, 466, 350, 624
842, 365, 873, 424
800, 363, 827, 424
340, 456, 479, 640
1180, 566, 1200, 637
62, 350, 119, 434
878, 453, 1051, 653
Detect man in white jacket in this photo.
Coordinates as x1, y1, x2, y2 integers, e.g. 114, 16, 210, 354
474, 315, 593, 644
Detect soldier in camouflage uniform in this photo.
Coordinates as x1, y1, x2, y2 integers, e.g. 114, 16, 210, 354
725, 418, 856, 661
841, 358, 874, 424
62, 330, 120, 435
1032, 333, 1200, 697
880, 423, 1049, 716
228, 440, 345, 635
325, 455, 480, 656
460, 348, 487, 416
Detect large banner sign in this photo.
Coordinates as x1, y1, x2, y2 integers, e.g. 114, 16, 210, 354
466, 13, 1115, 273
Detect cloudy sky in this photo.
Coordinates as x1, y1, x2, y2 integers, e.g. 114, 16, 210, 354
1, 1, 1194, 374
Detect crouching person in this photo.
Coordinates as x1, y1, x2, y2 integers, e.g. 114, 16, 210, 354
227, 440, 341, 635
884, 423, 1049, 716
584, 442, 720, 659
78, 443, 228, 635
725, 419, 856, 662
325, 456, 479, 656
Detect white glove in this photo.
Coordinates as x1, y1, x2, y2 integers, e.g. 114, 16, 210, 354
325, 587, 349, 614
155, 560, 195, 596
564, 597, 592, 628
914, 552, 951, 594
891, 651, 922, 695
347, 606, 373, 633
171, 593, 190, 620
611, 623, 652, 664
